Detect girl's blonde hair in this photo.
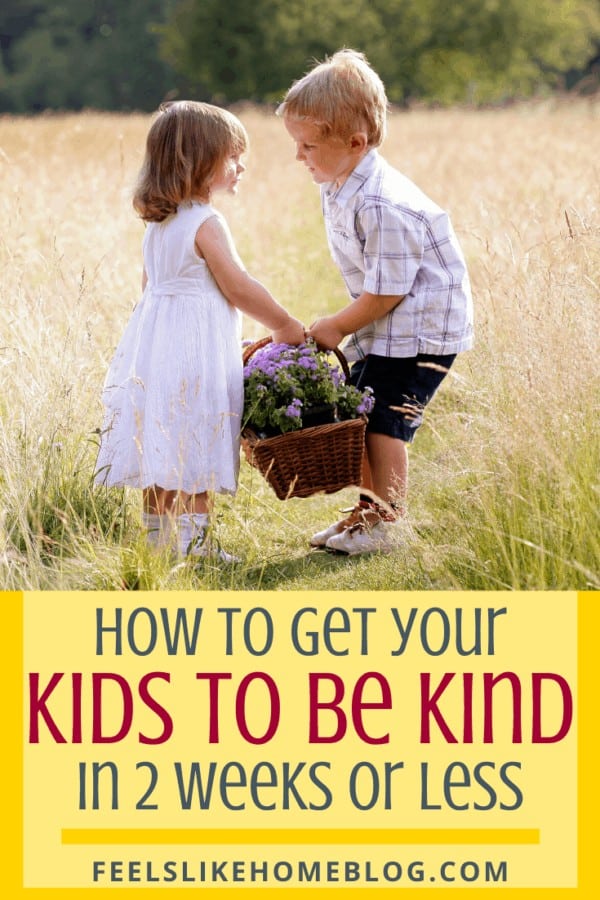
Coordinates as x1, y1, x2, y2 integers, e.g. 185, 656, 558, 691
133, 100, 248, 222
277, 49, 388, 147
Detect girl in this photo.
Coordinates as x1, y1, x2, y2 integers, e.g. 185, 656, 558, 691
95, 101, 304, 562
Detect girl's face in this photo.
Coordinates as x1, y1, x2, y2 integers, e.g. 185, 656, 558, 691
211, 152, 246, 195
284, 117, 362, 188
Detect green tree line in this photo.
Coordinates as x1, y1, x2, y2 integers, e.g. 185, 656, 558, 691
1, 0, 599, 112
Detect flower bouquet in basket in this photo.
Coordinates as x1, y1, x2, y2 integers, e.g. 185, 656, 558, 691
241, 338, 374, 500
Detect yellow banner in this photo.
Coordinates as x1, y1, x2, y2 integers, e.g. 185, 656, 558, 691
6, 590, 597, 896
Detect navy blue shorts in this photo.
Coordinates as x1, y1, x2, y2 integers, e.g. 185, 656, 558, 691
349, 353, 456, 443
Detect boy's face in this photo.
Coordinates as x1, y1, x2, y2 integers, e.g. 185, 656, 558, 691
284, 117, 364, 188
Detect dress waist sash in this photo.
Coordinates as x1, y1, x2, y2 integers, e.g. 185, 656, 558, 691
147, 277, 199, 296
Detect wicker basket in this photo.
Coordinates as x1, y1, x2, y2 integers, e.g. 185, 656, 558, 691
241, 337, 366, 500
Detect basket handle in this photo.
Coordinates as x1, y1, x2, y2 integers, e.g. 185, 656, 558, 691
242, 336, 351, 379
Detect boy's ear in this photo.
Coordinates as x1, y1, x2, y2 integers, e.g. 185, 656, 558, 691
349, 131, 369, 153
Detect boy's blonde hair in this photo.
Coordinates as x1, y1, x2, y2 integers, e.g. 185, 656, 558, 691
133, 100, 248, 222
277, 49, 388, 146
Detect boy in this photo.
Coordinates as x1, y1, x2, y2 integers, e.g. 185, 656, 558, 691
278, 49, 473, 556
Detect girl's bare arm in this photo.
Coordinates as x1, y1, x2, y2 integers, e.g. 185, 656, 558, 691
195, 215, 304, 345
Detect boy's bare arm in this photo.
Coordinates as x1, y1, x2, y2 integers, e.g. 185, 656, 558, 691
309, 292, 403, 349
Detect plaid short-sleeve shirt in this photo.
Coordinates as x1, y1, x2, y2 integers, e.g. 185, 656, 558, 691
321, 150, 474, 360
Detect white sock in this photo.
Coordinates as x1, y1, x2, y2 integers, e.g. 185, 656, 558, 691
176, 513, 210, 557
142, 513, 172, 550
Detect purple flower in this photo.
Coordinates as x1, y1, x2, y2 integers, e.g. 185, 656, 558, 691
244, 338, 374, 433
357, 387, 375, 415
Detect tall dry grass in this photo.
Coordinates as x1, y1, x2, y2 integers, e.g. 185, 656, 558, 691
0, 99, 598, 589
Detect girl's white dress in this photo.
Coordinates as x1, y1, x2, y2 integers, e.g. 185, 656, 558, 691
95, 202, 242, 495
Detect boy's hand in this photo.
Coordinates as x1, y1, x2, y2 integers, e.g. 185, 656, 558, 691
307, 316, 345, 350
272, 316, 306, 346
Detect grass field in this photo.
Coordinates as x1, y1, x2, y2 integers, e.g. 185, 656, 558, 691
0, 99, 598, 590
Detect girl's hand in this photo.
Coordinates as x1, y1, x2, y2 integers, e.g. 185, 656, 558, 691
272, 316, 306, 346
307, 316, 345, 350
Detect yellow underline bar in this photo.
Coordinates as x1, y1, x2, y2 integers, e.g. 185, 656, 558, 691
62, 828, 539, 846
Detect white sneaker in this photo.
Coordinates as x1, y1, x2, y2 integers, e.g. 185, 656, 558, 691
310, 503, 381, 548
325, 519, 401, 556
186, 531, 241, 565
173, 514, 240, 565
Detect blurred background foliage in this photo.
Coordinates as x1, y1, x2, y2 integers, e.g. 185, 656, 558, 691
1, 0, 599, 112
